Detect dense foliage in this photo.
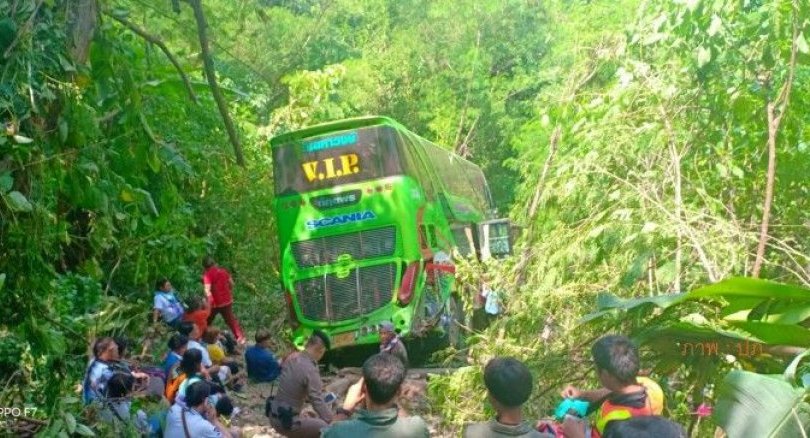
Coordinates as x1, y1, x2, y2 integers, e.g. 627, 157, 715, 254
0, 0, 808, 436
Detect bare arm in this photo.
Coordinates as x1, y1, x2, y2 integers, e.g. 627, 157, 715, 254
152, 309, 161, 323
561, 385, 610, 402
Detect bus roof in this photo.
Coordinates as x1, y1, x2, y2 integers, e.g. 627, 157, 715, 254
269, 116, 406, 147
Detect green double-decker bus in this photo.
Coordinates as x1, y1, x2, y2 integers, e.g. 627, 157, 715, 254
271, 116, 511, 351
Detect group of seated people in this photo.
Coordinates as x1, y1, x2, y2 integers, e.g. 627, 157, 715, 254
81, 278, 286, 437
85, 275, 686, 437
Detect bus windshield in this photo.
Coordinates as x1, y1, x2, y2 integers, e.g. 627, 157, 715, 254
273, 125, 403, 196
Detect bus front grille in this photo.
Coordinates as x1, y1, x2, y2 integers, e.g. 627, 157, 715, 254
291, 226, 396, 268
294, 263, 396, 322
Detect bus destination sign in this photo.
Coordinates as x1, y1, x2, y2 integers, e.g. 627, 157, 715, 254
310, 190, 362, 210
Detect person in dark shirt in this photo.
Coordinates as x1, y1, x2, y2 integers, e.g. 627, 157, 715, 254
245, 329, 282, 383
464, 357, 552, 438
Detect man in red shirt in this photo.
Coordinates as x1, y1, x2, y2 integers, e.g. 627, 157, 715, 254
203, 256, 245, 345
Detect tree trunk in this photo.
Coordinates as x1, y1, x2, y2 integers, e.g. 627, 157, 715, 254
752, 3, 799, 277
67, 0, 97, 65
188, 0, 246, 167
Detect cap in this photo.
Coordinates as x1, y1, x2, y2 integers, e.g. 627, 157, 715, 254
380, 321, 395, 333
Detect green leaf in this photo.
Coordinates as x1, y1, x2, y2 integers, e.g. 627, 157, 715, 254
707, 14, 722, 37
0, 172, 12, 193
696, 45, 712, 67
74, 424, 95, 436
688, 278, 810, 301
714, 370, 810, 438
13, 134, 33, 144
581, 292, 686, 323
5, 190, 33, 212
57, 54, 76, 72
784, 350, 810, 384
0, 273, 5, 291
729, 321, 810, 347
64, 413, 76, 434
797, 32, 809, 55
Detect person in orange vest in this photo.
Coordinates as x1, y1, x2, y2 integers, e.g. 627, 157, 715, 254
557, 335, 664, 438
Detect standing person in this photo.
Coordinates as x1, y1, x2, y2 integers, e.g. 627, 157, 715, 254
202, 256, 245, 345
268, 331, 332, 438
153, 278, 184, 328
379, 322, 408, 368
323, 353, 429, 437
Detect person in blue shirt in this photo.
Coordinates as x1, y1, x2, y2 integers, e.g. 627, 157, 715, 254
245, 329, 281, 382
163, 334, 189, 379
152, 278, 184, 328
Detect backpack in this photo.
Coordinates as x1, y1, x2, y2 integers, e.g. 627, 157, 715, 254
165, 373, 187, 403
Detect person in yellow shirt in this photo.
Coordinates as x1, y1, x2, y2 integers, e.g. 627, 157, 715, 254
203, 327, 244, 391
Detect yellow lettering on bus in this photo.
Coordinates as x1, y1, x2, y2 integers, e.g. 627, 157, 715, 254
303, 154, 361, 183
340, 153, 360, 174
302, 161, 319, 182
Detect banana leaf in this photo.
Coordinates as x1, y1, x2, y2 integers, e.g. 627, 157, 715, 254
714, 370, 810, 437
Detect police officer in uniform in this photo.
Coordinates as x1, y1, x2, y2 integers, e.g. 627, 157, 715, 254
268, 331, 333, 438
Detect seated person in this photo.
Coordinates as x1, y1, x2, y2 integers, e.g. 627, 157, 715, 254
178, 322, 231, 385
153, 278, 184, 328
245, 329, 281, 382
165, 380, 235, 438
183, 296, 211, 335
323, 353, 429, 437
203, 327, 228, 365
168, 349, 226, 408
163, 334, 189, 379
113, 336, 165, 397
83, 337, 148, 405
203, 327, 243, 391
557, 335, 664, 437
463, 357, 552, 438
99, 371, 135, 424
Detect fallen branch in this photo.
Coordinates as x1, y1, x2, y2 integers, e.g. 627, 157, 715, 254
105, 11, 198, 104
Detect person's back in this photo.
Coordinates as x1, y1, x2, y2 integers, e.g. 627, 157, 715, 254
165, 381, 233, 438
322, 353, 428, 438
246, 329, 281, 382
463, 357, 552, 438
603, 416, 685, 438
325, 411, 428, 438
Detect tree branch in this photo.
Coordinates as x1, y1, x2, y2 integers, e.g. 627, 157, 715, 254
105, 11, 198, 104
752, 0, 800, 277
188, 0, 245, 166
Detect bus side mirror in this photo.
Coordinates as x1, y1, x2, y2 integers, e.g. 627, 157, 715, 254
478, 219, 513, 260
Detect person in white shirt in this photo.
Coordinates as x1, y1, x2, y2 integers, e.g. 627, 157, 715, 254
165, 380, 235, 438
